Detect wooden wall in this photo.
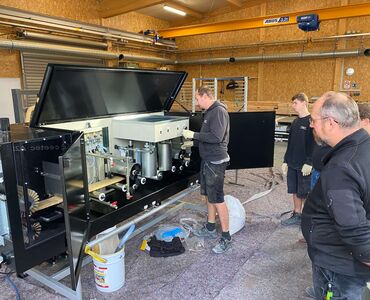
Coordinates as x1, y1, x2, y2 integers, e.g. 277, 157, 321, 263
175, 0, 370, 106
0, 0, 369, 109
0, 0, 170, 78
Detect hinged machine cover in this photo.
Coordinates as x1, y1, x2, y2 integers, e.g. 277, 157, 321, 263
30, 64, 187, 127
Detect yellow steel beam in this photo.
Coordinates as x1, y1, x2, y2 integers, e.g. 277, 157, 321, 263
158, 2, 370, 38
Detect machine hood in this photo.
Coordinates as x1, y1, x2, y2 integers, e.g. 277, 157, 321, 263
30, 64, 187, 127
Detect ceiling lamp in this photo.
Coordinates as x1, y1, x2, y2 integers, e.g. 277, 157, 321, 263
163, 5, 186, 16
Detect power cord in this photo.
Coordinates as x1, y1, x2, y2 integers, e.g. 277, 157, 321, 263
5, 274, 21, 300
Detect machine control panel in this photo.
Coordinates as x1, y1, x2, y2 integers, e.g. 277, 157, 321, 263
83, 127, 104, 153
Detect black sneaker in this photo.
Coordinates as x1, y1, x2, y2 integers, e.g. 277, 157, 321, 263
281, 212, 301, 226
212, 237, 232, 254
193, 224, 218, 239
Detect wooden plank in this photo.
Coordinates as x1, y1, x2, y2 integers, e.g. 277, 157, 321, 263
88, 176, 124, 192
68, 176, 124, 192
33, 195, 63, 212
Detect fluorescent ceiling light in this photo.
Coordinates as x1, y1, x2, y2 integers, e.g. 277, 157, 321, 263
163, 5, 186, 16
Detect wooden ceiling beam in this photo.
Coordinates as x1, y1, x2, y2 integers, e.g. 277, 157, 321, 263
171, 0, 268, 28
241, 0, 270, 8
99, 0, 166, 18
208, 0, 269, 18
165, 1, 203, 19
225, 0, 243, 8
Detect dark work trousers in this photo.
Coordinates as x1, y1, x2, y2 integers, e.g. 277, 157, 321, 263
312, 264, 367, 300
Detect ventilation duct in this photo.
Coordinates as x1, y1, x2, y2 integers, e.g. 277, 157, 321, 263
0, 39, 118, 59
18, 31, 108, 49
0, 39, 367, 65
176, 49, 368, 65
0, 6, 177, 49
120, 54, 174, 64
0, 39, 174, 64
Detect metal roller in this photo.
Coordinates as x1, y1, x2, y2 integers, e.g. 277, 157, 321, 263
156, 171, 163, 180
158, 142, 172, 171
137, 177, 146, 185
141, 143, 157, 178
129, 164, 141, 180
108, 183, 127, 192
172, 149, 186, 166
90, 191, 106, 201
110, 159, 139, 178
135, 150, 142, 165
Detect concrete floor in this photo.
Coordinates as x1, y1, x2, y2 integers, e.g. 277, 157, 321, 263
0, 141, 367, 299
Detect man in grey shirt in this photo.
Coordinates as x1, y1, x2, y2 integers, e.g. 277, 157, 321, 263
182, 85, 231, 254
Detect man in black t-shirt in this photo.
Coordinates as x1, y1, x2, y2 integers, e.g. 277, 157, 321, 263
281, 93, 314, 226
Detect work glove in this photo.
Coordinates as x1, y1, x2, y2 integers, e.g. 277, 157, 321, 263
281, 163, 288, 176
182, 129, 195, 140
301, 164, 312, 176
181, 140, 194, 150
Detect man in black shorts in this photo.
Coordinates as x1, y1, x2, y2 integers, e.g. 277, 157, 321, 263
182, 85, 231, 254
281, 92, 314, 226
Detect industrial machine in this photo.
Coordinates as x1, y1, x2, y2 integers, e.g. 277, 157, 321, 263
0, 65, 275, 292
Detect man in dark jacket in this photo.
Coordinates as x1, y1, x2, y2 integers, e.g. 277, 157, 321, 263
281, 92, 314, 226
302, 91, 370, 299
182, 85, 231, 254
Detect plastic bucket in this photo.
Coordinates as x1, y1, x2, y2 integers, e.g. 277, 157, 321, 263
93, 247, 125, 292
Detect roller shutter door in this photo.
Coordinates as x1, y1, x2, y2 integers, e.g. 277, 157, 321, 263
21, 52, 104, 107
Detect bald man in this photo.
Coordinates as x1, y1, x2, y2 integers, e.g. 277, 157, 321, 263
301, 92, 370, 299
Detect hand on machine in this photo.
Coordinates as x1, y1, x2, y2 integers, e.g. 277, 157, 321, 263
182, 129, 194, 140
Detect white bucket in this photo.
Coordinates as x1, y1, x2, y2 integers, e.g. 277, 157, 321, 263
93, 247, 125, 293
